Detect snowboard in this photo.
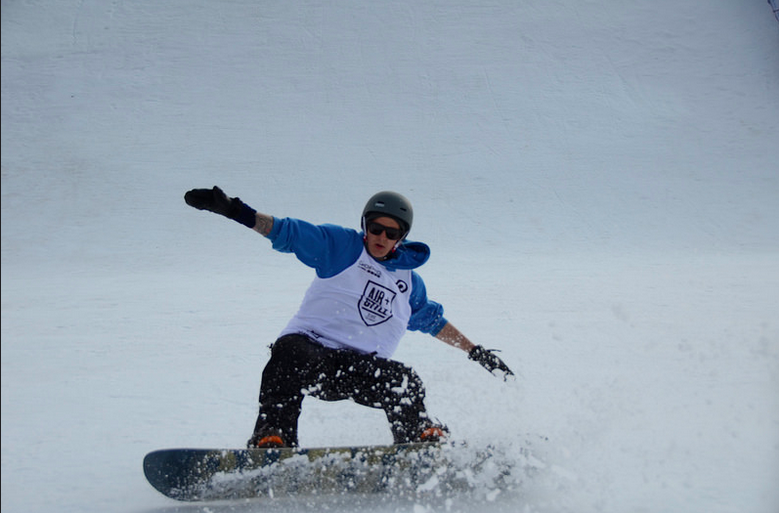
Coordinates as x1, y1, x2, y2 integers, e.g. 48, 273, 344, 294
143, 442, 473, 502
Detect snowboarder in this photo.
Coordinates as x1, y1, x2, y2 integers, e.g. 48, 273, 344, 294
184, 186, 514, 448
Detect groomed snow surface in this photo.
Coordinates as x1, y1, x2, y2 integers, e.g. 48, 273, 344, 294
2, 1, 778, 512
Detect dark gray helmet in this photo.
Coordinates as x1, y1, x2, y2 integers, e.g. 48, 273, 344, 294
362, 191, 413, 234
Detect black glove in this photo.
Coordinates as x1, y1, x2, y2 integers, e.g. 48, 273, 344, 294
184, 186, 257, 228
469, 345, 515, 380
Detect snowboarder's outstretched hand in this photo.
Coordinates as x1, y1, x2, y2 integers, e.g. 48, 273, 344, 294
185, 186, 238, 217
469, 345, 515, 380
185, 186, 257, 228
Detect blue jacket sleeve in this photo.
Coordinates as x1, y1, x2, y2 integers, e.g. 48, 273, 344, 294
266, 217, 363, 278
407, 271, 448, 336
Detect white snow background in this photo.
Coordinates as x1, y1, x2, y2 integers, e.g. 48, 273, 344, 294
2, 1, 778, 512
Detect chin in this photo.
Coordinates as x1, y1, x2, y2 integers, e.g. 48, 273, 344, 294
370, 248, 391, 260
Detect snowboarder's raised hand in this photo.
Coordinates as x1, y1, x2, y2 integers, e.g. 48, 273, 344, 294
185, 186, 257, 228
468, 345, 515, 380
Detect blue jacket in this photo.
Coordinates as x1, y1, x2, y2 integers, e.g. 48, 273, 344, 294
267, 217, 448, 336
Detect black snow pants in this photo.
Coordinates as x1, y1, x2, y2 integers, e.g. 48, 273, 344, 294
251, 333, 431, 446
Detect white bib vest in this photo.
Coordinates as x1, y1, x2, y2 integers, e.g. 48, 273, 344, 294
280, 247, 413, 358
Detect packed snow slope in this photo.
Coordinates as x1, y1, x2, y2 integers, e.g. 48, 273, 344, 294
2, 1, 778, 512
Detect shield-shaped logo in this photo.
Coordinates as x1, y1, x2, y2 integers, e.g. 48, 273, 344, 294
359, 281, 396, 326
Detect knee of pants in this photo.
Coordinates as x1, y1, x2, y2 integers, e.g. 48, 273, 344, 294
379, 364, 426, 405
260, 335, 326, 404
403, 368, 425, 397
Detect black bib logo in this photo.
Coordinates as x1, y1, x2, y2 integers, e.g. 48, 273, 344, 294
359, 281, 396, 326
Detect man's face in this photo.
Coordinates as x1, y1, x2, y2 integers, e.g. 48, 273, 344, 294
365, 216, 403, 260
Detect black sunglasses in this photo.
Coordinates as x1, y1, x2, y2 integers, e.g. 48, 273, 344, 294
366, 221, 404, 240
